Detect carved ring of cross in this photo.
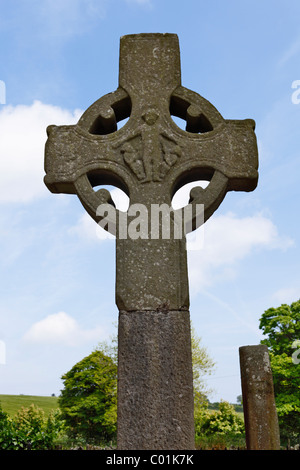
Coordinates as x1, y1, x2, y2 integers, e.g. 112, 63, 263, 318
72, 86, 230, 236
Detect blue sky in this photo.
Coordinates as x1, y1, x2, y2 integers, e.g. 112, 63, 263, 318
0, 0, 299, 403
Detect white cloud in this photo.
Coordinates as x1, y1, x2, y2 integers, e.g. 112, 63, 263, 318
70, 212, 114, 242
23, 312, 104, 346
36, 0, 108, 38
112, 188, 130, 211
0, 101, 81, 203
172, 181, 209, 209
187, 212, 294, 293
272, 286, 300, 305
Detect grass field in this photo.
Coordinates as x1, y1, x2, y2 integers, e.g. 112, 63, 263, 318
0, 394, 244, 421
0, 394, 59, 417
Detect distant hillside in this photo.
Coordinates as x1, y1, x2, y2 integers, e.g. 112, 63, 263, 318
0, 394, 59, 417
208, 401, 243, 413
0, 395, 244, 419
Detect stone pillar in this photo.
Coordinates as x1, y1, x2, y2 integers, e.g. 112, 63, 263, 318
117, 310, 195, 450
239, 345, 280, 450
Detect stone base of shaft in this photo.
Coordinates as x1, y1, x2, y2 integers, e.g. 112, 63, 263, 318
117, 310, 195, 450
239, 345, 280, 450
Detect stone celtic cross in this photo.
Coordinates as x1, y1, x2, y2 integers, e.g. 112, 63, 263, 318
44, 33, 258, 450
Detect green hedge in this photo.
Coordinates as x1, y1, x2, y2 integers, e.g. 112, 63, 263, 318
0, 404, 63, 450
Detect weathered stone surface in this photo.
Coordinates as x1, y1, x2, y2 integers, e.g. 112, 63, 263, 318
44, 33, 259, 450
117, 310, 195, 450
239, 345, 280, 450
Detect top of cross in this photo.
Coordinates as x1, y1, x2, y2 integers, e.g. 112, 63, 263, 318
44, 33, 258, 232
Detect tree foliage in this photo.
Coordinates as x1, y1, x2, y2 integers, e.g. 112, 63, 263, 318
194, 401, 245, 449
190, 326, 215, 410
58, 350, 117, 442
259, 299, 300, 444
259, 300, 300, 355
0, 404, 62, 450
191, 326, 215, 392
200, 401, 244, 435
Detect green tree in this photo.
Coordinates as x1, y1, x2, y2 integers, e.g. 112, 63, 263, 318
58, 350, 117, 443
236, 395, 242, 405
259, 299, 300, 445
191, 326, 215, 409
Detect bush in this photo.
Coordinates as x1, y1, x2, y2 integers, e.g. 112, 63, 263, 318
194, 401, 246, 449
0, 404, 63, 450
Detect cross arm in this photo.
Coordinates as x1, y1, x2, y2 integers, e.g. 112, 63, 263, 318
44, 93, 133, 195
168, 86, 258, 193
163, 86, 258, 234
44, 90, 137, 234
